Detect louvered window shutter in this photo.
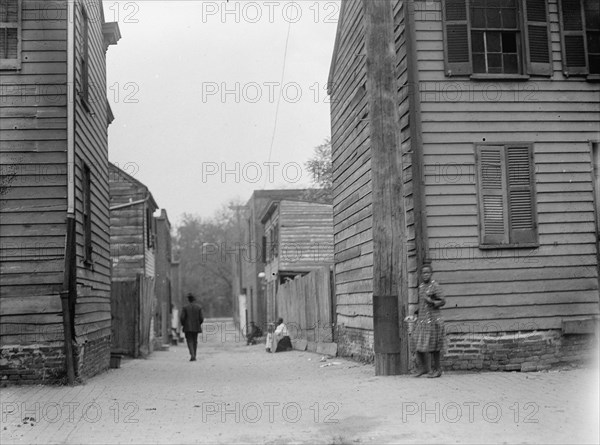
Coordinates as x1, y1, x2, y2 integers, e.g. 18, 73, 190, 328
0, 0, 21, 70
477, 146, 509, 245
559, 0, 589, 75
442, 0, 472, 76
506, 146, 537, 244
524, 0, 552, 75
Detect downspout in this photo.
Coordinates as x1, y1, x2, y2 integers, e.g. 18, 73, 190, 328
61, 0, 77, 384
405, 0, 429, 274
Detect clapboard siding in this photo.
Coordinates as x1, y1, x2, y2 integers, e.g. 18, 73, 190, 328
0, 1, 69, 345
415, 0, 599, 330
70, 1, 113, 342
330, 0, 374, 334
277, 200, 334, 271
109, 164, 158, 283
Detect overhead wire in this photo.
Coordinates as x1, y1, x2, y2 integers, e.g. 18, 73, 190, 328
263, 20, 293, 189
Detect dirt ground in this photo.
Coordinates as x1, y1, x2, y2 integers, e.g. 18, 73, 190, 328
1, 319, 598, 444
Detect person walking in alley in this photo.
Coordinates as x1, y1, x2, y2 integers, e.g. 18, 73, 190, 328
180, 293, 204, 361
413, 264, 446, 378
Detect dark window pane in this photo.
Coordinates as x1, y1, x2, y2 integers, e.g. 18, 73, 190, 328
488, 0, 502, 8
488, 53, 502, 67
588, 31, 600, 53
501, 8, 517, 28
473, 53, 487, 72
487, 8, 502, 27
584, 0, 600, 30
503, 54, 519, 73
488, 65, 503, 73
487, 32, 502, 52
589, 54, 600, 74
502, 32, 517, 53
472, 31, 485, 52
500, 0, 516, 7
471, 7, 486, 28
471, 0, 486, 8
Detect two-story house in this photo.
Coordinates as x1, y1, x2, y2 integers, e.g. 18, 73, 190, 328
329, 0, 599, 374
0, 0, 121, 383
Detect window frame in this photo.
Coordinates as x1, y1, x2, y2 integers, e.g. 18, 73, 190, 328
82, 164, 93, 265
146, 206, 155, 249
80, 3, 91, 109
442, 0, 553, 78
0, 0, 22, 70
475, 143, 539, 249
558, 0, 600, 78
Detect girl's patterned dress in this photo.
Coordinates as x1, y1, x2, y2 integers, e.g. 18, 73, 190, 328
413, 280, 446, 352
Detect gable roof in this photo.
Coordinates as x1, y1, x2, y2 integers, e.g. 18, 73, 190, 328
109, 162, 159, 210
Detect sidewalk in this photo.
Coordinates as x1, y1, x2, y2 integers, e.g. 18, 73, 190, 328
1, 319, 598, 444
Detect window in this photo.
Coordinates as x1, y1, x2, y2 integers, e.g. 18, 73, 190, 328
559, 0, 600, 76
82, 165, 93, 264
443, 0, 552, 76
0, 0, 21, 70
146, 207, 154, 248
475, 144, 538, 247
80, 4, 90, 106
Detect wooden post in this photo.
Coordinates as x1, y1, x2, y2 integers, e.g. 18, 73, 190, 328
364, 0, 409, 375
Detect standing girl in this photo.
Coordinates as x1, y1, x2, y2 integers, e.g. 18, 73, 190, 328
413, 264, 446, 378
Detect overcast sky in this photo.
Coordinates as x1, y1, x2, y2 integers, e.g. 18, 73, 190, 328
104, 0, 340, 225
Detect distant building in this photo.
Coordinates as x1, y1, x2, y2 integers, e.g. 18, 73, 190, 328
109, 163, 158, 357
231, 189, 318, 331
154, 209, 173, 345
0, 0, 120, 383
260, 200, 334, 323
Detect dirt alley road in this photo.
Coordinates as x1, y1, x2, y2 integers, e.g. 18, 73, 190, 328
1, 318, 598, 444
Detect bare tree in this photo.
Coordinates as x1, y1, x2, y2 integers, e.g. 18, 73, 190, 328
303, 138, 333, 204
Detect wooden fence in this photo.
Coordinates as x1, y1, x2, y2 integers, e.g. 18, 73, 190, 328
111, 275, 155, 357
275, 267, 335, 345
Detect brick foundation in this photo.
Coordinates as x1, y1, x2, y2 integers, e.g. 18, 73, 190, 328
442, 330, 598, 372
0, 344, 67, 384
336, 325, 374, 363
1, 335, 111, 385
75, 335, 111, 380
336, 325, 598, 371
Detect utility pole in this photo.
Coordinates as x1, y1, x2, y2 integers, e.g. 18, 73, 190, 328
364, 0, 409, 375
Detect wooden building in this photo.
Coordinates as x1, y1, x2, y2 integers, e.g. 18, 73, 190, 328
329, 0, 599, 374
261, 200, 334, 323
154, 209, 173, 345
109, 163, 158, 357
0, 0, 120, 383
232, 189, 314, 331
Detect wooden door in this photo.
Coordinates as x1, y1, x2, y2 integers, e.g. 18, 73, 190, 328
111, 280, 139, 356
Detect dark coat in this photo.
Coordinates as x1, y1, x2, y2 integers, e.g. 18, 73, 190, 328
180, 302, 204, 333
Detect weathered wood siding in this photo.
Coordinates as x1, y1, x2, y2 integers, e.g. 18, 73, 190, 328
0, 0, 69, 346
72, 0, 112, 342
278, 200, 334, 271
330, 0, 373, 335
415, 0, 600, 331
109, 164, 153, 282
331, 0, 413, 339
